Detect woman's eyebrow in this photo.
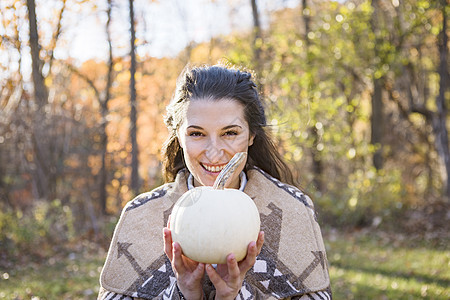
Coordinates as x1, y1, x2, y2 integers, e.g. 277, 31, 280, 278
186, 125, 204, 130
186, 124, 242, 130
222, 125, 242, 130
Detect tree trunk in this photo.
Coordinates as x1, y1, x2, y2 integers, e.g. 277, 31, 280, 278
370, 0, 384, 170
129, 0, 140, 195
250, 0, 263, 92
302, 0, 310, 40
250, 0, 261, 62
310, 126, 323, 192
27, 0, 51, 199
435, 1, 450, 198
99, 104, 108, 213
301, 0, 323, 191
371, 77, 384, 170
26, 0, 48, 108
99, 0, 115, 214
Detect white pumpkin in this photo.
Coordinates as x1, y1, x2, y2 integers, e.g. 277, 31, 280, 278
169, 186, 260, 264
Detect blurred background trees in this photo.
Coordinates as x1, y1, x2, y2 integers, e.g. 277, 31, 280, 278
0, 0, 448, 260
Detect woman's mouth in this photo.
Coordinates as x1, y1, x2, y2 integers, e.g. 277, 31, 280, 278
201, 163, 227, 173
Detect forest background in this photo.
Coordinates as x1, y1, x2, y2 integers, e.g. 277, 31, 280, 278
0, 0, 449, 299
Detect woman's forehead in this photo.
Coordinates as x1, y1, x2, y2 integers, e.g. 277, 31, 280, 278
184, 98, 247, 125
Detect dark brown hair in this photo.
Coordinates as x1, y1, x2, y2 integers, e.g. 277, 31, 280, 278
161, 64, 294, 185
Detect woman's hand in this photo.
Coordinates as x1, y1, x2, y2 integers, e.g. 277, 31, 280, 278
206, 231, 265, 300
163, 227, 205, 300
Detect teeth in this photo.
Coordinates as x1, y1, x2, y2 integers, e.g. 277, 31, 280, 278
203, 164, 226, 173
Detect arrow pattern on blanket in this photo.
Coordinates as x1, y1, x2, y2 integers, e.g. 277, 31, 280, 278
247, 202, 327, 298
294, 251, 326, 286
123, 253, 176, 299
117, 242, 147, 279
118, 206, 178, 298
117, 241, 176, 299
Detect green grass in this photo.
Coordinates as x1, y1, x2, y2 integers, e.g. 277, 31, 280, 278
0, 230, 448, 299
325, 229, 450, 299
0, 252, 105, 300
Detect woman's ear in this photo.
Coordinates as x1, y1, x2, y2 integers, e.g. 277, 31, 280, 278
248, 134, 255, 147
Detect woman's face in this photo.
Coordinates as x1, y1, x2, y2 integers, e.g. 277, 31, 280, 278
177, 98, 254, 189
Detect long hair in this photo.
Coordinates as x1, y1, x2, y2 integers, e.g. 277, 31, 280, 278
161, 64, 294, 185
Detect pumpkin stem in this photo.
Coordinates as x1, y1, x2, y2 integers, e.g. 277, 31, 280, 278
213, 152, 247, 190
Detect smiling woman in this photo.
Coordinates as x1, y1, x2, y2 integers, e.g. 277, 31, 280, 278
177, 99, 254, 188
98, 64, 332, 300
162, 65, 294, 188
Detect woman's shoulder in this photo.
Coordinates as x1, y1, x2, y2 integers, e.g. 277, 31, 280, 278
247, 167, 315, 209
124, 182, 174, 212
123, 169, 190, 212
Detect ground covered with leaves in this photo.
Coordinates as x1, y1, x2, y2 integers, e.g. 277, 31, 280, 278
0, 229, 448, 299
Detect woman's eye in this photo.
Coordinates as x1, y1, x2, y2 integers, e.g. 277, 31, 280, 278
189, 131, 203, 137
224, 130, 238, 136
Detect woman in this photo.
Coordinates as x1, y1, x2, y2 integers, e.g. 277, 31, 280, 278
98, 65, 332, 299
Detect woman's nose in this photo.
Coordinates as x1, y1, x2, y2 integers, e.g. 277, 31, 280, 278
205, 138, 224, 162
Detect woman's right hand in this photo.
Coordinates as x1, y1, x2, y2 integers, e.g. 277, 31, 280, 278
163, 226, 205, 300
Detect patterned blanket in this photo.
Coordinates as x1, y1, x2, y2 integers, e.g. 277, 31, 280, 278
99, 168, 331, 299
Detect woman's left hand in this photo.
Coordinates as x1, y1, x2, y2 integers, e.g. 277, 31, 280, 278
205, 231, 264, 300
